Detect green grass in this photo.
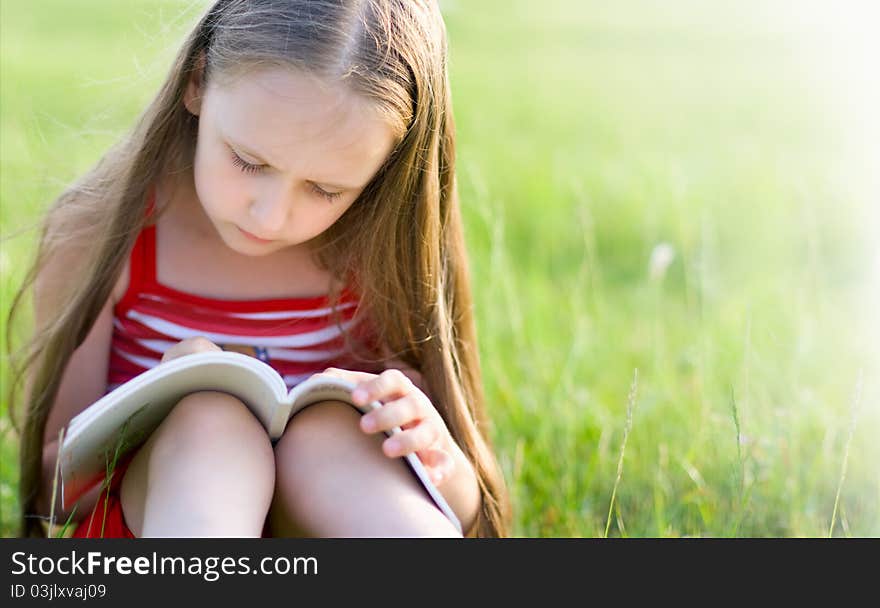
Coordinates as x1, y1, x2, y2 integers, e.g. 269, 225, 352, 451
2, 0, 878, 537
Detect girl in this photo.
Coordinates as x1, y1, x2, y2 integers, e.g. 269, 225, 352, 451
8, 0, 510, 538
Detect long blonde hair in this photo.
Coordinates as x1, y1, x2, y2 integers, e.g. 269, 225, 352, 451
7, 0, 510, 537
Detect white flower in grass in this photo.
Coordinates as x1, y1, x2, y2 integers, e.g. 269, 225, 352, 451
649, 242, 676, 282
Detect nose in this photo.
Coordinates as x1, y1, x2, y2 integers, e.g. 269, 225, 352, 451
247, 190, 290, 235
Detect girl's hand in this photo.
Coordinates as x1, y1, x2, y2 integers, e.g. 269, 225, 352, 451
317, 367, 456, 487
161, 336, 223, 363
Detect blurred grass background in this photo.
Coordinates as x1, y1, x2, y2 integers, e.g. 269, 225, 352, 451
2, 0, 878, 537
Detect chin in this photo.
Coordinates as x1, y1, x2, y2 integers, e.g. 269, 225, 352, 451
233, 226, 315, 257
213, 224, 273, 255
231, 238, 285, 256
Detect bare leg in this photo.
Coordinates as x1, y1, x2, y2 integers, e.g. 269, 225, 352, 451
120, 391, 275, 537
267, 400, 460, 537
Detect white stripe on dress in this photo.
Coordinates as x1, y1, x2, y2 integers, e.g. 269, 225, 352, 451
125, 339, 176, 354
138, 293, 357, 319
113, 347, 162, 370
125, 309, 355, 348
266, 346, 348, 362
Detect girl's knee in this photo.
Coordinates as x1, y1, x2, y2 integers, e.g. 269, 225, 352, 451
151, 391, 273, 461
275, 400, 381, 469
274, 400, 384, 487
124, 391, 275, 536
271, 400, 457, 537
280, 400, 363, 442
169, 391, 268, 439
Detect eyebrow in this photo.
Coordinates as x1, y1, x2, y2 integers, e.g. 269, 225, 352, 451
225, 134, 362, 191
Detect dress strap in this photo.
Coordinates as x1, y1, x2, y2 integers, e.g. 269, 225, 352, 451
141, 224, 158, 287
114, 188, 157, 316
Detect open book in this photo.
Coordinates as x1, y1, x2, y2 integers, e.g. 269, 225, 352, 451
59, 350, 461, 533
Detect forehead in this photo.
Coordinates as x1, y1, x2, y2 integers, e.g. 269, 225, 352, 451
206, 67, 396, 181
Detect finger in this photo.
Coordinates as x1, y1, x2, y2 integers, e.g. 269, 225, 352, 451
162, 336, 220, 362
417, 449, 456, 485
360, 394, 425, 434
315, 368, 377, 391
320, 367, 376, 383
386, 365, 427, 395
352, 368, 414, 406
382, 420, 440, 458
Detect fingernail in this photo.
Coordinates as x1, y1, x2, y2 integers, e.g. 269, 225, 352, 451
385, 439, 399, 455
352, 388, 368, 403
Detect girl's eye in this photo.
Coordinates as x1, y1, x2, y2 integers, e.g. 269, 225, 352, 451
229, 150, 266, 175
310, 183, 343, 203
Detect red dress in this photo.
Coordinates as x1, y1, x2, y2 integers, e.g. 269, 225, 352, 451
71, 454, 137, 538
72, 194, 379, 538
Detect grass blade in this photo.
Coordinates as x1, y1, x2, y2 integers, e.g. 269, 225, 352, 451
828, 369, 864, 538
605, 368, 638, 538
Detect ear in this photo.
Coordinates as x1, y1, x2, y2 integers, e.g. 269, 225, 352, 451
183, 51, 207, 116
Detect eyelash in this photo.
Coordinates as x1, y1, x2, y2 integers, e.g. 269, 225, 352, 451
229, 150, 343, 202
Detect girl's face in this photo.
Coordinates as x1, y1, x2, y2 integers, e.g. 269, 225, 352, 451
184, 65, 397, 257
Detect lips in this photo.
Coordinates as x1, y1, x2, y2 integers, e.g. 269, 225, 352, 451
238, 226, 275, 243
